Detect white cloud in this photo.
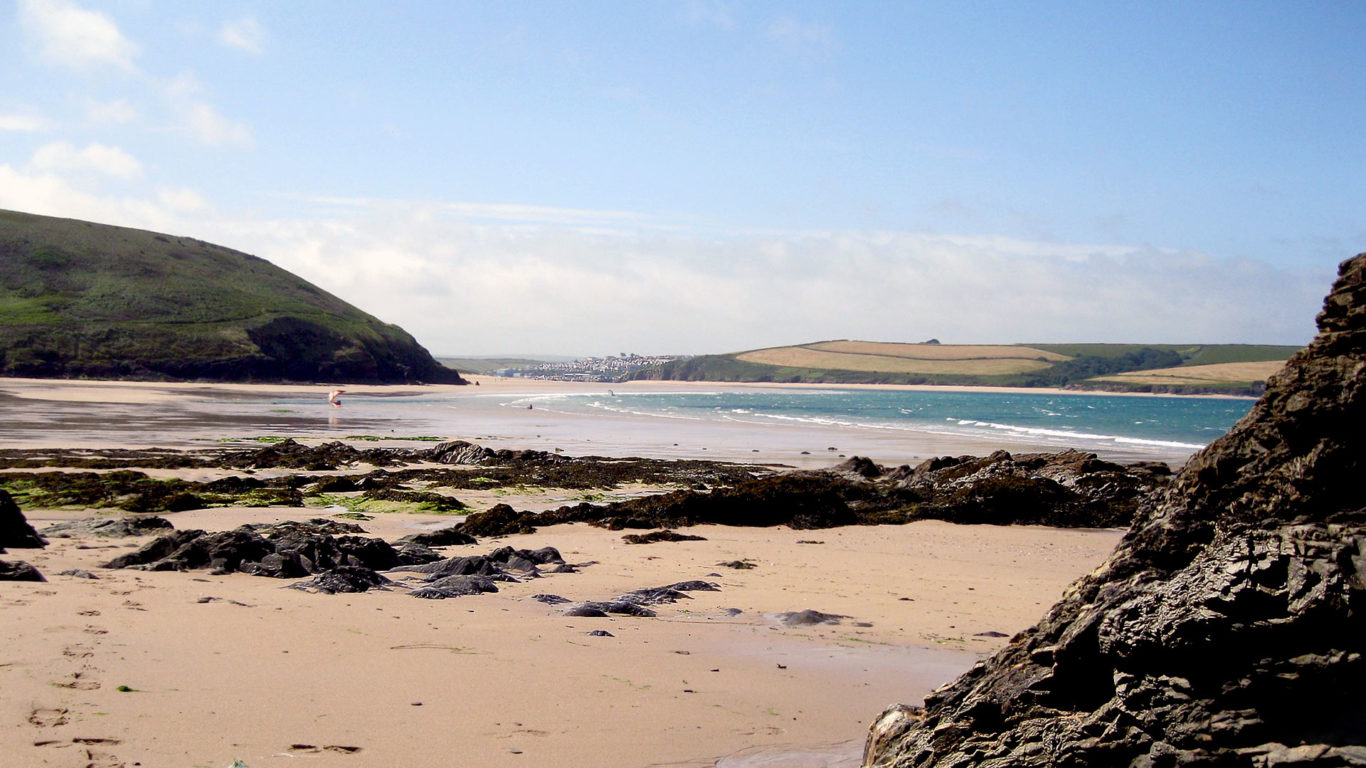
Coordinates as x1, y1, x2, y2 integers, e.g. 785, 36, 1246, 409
85, 98, 138, 124
164, 72, 253, 147
18, 0, 140, 72
682, 0, 734, 30
182, 102, 253, 147
765, 16, 836, 58
209, 202, 1328, 356
157, 186, 207, 212
0, 164, 180, 231
219, 16, 265, 54
31, 141, 143, 179
0, 112, 52, 132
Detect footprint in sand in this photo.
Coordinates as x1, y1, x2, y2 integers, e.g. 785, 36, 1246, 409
62, 644, 94, 659
28, 707, 69, 727
56, 671, 101, 690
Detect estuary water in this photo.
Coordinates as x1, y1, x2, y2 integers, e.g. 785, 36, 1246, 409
494, 387, 1253, 459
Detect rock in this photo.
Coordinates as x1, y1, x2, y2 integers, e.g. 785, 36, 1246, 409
0, 559, 45, 581
425, 440, 499, 465
621, 529, 707, 544
531, 594, 571, 605
58, 569, 99, 579
398, 526, 479, 547
863, 254, 1366, 767
0, 489, 46, 549
104, 523, 407, 576
389, 545, 566, 582
393, 542, 443, 566
409, 574, 499, 599
458, 503, 538, 536
40, 515, 174, 538
568, 601, 657, 618
290, 566, 394, 594
776, 609, 846, 626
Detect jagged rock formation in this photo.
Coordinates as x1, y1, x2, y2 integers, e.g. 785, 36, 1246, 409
863, 255, 1366, 767
0, 488, 46, 550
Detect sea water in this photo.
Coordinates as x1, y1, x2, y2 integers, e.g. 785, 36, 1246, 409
501, 388, 1253, 456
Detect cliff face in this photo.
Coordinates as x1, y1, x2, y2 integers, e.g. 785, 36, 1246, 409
0, 210, 465, 384
864, 255, 1366, 768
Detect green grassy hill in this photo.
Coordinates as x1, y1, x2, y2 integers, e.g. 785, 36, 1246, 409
630, 340, 1301, 395
0, 210, 464, 384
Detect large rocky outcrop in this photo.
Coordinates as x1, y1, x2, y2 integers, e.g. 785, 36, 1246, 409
864, 254, 1366, 768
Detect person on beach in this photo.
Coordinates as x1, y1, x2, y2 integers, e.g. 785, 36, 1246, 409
328, 389, 345, 407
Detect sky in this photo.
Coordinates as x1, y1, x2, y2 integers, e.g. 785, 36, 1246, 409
2, 1, 1363, 356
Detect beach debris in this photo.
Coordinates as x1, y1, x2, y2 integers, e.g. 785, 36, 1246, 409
718, 560, 757, 569
0, 489, 46, 549
587, 630, 614, 637
40, 515, 173, 539
774, 609, 847, 627
0, 559, 45, 581
621, 529, 707, 544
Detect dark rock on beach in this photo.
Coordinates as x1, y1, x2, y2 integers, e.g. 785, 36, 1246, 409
40, 515, 174, 539
104, 519, 408, 577
290, 566, 395, 594
409, 574, 499, 599
0, 559, 45, 581
776, 609, 847, 627
0, 489, 46, 550
391, 545, 565, 581
863, 253, 1366, 767
399, 526, 479, 548
622, 529, 708, 544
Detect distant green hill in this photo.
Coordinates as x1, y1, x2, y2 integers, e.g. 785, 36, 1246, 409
0, 210, 464, 384
628, 340, 1301, 395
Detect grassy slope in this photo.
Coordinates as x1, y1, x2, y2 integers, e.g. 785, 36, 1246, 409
0, 209, 463, 384
631, 340, 1299, 394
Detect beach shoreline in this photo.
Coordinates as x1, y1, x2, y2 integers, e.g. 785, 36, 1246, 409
0, 375, 1215, 467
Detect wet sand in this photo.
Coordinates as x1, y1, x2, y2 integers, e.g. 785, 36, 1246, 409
0, 376, 1200, 467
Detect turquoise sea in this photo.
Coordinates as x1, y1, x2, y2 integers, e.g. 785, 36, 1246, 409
503, 388, 1253, 456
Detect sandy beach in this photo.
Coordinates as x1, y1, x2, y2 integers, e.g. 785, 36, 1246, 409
0, 375, 1206, 467
1, 377, 1137, 767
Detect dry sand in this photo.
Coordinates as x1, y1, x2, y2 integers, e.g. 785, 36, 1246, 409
3, 506, 1121, 768
0, 377, 1131, 767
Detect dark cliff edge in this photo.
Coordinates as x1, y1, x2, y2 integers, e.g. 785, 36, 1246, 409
864, 255, 1366, 768
0, 209, 465, 384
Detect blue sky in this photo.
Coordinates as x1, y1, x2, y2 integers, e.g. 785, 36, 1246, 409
2, 1, 1362, 355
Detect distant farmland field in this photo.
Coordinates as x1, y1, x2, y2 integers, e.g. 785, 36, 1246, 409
736, 342, 1062, 376
1091, 360, 1288, 388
